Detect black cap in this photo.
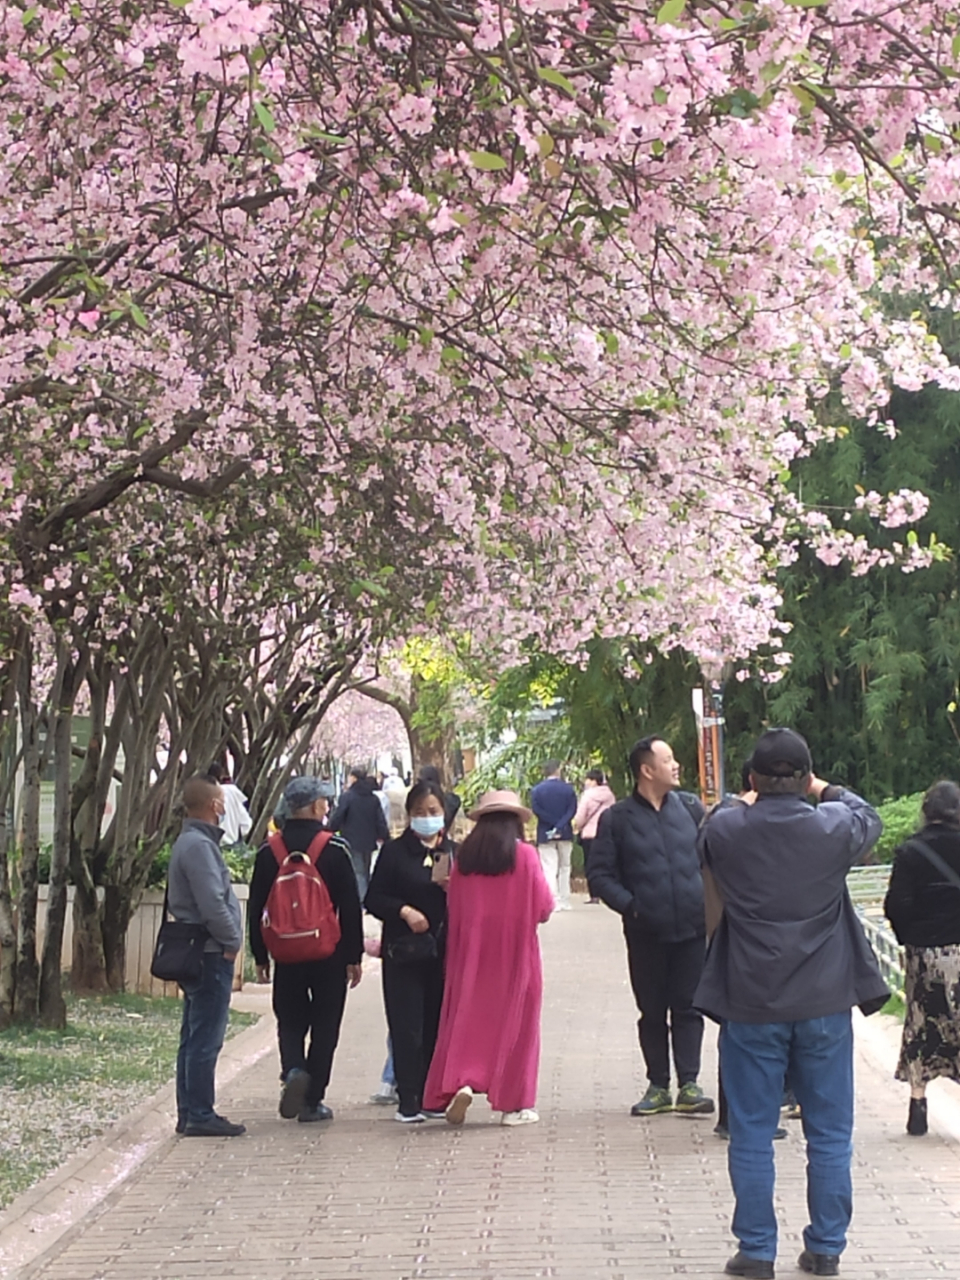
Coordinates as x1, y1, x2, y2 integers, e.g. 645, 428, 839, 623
750, 728, 812, 779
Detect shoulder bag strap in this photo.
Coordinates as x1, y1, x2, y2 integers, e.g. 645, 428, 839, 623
906, 838, 960, 892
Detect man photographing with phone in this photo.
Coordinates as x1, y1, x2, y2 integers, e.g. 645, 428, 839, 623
695, 728, 887, 1280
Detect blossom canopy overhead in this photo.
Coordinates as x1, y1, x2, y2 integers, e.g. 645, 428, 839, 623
1, 0, 958, 665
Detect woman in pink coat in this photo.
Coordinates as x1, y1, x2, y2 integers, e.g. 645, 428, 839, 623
423, 790, 554, 1127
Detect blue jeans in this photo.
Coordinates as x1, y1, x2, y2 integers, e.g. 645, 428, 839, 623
721, 1011, 853, 1262
176, 951, 235, 1126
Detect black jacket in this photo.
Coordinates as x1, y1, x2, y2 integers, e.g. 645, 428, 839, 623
248, 819, 363, 967
365, 827, 452, 947
588, 790, 706, 942
328, 777, 389, 856
695, 789, 887, 1023
885, 824, 960, 947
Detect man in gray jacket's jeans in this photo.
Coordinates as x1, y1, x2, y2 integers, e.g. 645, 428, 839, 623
168, 775, 246, 1137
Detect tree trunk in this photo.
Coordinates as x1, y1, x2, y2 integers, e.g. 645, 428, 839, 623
70, 876, 108, 994
0, 841, 14, 1029
101, 883, 132, 993
39, 665, 77, 1029
14, 666, 41, 1024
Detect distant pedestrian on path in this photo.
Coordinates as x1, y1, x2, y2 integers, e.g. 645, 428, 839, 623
249, 777, 363, 1124
884, 779, 960, 1138
206, 761, 252, 848
573, 769, 615, 903
530, 760, 577, 910
424, 790, 554, 1127
365, 780, 453, 1123
696, 728, 887, 1280
328, 766, 389, 898
588, 736, 714, 1118
168, 774, 246, 1138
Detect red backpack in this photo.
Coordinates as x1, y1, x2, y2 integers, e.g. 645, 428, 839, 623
261, 831, 342, 963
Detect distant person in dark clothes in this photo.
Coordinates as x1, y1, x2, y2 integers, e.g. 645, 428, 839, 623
328, 766, 389, 897
249, 776, 363, 1123
884, 780, 960, 1137
168, 775, 246, 1138
417, 764, 462, 832
530, 760, 577, 911
366, 780, 453, 1122
589, 736, 714, 1118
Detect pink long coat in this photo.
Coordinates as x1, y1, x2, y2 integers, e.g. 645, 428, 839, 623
423, 840, 554, 1114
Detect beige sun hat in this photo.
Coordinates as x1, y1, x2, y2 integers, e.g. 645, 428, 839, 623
467, 789, 532, 823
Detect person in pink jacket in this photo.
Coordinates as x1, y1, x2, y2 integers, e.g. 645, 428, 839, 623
423, 790, 554, 1127
573, 770, 616, 904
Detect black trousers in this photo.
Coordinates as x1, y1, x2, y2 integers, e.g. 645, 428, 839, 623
624, 929, 705, 1089
382, 955, 444, 1117
272, 957, 349, 1107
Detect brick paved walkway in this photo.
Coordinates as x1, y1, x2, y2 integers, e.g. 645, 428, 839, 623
18, 904, 960, 1279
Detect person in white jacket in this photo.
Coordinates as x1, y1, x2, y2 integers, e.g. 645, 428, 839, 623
207, 762, 252, 847
573, 770, 616, 903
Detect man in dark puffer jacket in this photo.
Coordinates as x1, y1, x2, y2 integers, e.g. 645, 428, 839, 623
588, 734, 714, 1118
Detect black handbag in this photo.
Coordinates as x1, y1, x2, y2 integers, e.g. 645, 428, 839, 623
150, 885, 208, 985
386, 931, 439, 965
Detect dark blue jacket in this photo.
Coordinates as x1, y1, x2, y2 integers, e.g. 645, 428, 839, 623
587, 790, 705, 942
530, 777, 577, 843
695, 789, 887, 1023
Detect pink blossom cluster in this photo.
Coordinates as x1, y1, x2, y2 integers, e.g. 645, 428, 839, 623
1, 0, 957, 682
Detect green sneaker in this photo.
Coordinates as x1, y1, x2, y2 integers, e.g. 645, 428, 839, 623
674, 1082, 715, 1115
630, 1085, 673, 1116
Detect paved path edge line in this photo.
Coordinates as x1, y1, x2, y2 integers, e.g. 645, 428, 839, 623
0, 1012, 273, 1279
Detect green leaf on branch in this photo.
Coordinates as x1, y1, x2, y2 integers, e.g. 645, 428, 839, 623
255, 101, 276, 133
129, 303, 149, 331
656, 0, 686, 23
537, 67, 577, 97
785, 0, 829, 7
468, 150, 508, 171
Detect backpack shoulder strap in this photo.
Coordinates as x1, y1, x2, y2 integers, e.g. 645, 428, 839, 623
267, 832, 288, 866
905, 837, 960, 891
305, 831, 333, 865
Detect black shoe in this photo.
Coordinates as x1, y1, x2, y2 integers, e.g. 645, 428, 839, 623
279, 1067, 311, 1119
798, 1249, 840, 1276
183, 1115, 246, 1137
725, 1251, 774, 1278
298, 1103, 333, 1123
907, 1096, 928, 1136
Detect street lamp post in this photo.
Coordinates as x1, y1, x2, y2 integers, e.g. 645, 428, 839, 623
693, 653, 730, 807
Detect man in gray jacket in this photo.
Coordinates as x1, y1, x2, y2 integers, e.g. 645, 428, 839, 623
168, 774, 245, 1137
695, 729, 887, 1280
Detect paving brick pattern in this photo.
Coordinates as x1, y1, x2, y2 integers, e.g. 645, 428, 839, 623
23, 905, 960, 1279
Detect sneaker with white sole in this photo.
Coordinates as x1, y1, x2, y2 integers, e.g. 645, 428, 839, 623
421, 1109, 447, 1119
445, 1086, 474, 1126
501, 1108, 539, 1126
394, 1110, 425, 1123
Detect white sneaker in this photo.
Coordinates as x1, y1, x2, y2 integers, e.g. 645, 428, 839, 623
394, 1110, 425, 1123
557, 903, 573, 911
369, 1084, 399, 1106
501, 1109, 539, 1126
445, 1086, 474, 1126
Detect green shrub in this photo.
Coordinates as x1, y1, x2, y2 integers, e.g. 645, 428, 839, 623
874, 791, 924, 863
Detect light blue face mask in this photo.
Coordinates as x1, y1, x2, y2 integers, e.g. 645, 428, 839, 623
411, 814, 444, 839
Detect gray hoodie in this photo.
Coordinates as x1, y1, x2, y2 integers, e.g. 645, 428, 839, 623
168, 818, 242, 953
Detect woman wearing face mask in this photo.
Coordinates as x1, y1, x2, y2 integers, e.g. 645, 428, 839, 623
365, 780, 452, 1122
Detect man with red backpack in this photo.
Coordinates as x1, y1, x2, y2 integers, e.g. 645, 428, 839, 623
249, 776, 363, 1123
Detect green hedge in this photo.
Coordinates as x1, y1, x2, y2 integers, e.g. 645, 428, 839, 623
873, 792, 924, 863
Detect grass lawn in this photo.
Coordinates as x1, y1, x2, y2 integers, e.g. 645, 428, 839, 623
0, 992, 257, 1210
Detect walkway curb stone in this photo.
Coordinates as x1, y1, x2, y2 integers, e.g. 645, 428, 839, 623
0, 1004, 272, 1279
